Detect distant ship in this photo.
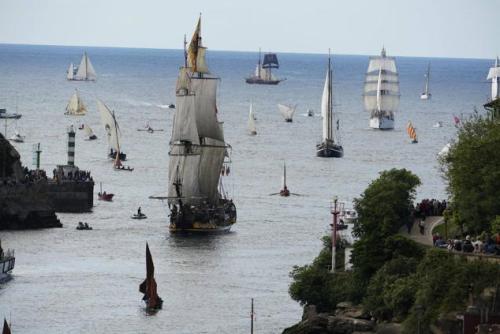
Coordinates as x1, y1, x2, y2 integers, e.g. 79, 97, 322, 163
165, 16, 237, 233
0, 108, 21, 119
65, 89, 87, 116
487, 56, 500, 101
67, 52, 97, 81
248, 103, 257, 135
97, 99, 127, 161
420, 63, 432, 100
246, 49, 285, 85
316, 52, 343, 158
0, 240, 15, 282
407, 121, 418, 144
278, 104, 296, 122
83, 124, 97, 140
363, 47, 400, 130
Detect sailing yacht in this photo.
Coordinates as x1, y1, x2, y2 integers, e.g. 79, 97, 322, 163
316, 52, 343, 158
246, 49, 285, 85
420, 63, 432, 100
9, 129, 25, 143
83, 124, 97, 140
487, 56, 500, 101
248, 104, 257, 135
278, 104, 296, 122
166, 16, 237, 233
67, 52, 97, 81
280, 162, 290, 197
139, 243, 163, 311
363, 47, 400, 130
65, 89, 87, 116
406, 121, 418, 144
97, 99, 127, 161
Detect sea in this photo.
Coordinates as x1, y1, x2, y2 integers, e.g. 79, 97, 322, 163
0, 44, 493, 333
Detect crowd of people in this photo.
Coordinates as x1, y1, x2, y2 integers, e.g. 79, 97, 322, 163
23, 167, 48, 183
415, 198, 447, 218
433, 233, 500, 255
52, 168, 93, 183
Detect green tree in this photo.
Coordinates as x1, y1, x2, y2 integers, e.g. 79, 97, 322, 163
441, 112, 500, 233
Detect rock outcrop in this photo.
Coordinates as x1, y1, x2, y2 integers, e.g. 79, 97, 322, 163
0, 134, 62, 229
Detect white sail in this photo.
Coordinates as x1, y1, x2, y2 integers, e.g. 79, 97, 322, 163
97, 99, 121, 151
170, 94, 199, 144
424, 64, 431, 95
487, 57, 500, 100
67, 63, 74, 80
75, 53, 97, 81
195, 47, 210, 74
282, 162, 287, 189
190, 77, 224, 141
321, 58, 332, 140
278, 104, 296, 121
248, 104, 257, 135
83, 124, 95, 138
65, 90, 87, 115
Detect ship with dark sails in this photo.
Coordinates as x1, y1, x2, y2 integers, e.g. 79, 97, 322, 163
245, 49, 285, 85
165, 16, 237, 233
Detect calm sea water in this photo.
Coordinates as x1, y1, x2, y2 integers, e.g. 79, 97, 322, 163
0, 44, 493, 333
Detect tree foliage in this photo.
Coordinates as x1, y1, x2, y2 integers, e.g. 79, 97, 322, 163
442, 112, 500, 233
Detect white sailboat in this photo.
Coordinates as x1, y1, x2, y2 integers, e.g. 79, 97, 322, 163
97, 99, 127, 163
9, 128, 25, 143
487, 56, 500, 101
65, 89, 87, 116
69, 52, 97, 81
316, 52, 343, 158
83, 124, 97, 140
67, 62, 75, 80
363, 47, 400, 130
420, 63, 432, 100
278, 104, 296, 122
165, 16, 236, 233
248, 104, 257, 135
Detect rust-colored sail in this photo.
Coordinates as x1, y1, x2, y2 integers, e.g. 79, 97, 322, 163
187, 17, 201, 72
3, 319, 11, 334
139, 243, 163, 310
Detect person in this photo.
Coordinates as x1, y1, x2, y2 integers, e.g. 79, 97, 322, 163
138, 207, 142, 216
463, 235, 474, 253
418, 220, 425, 235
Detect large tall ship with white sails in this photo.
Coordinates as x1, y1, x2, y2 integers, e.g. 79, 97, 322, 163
165, 17, 236, 233
246, 49, 284, 85
363, 47, 400, 130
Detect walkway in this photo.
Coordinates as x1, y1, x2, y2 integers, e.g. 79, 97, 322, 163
399, 216, 444, 246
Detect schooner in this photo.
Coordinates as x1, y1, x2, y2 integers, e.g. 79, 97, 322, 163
420, 63, 431, 100
363, 47, 400, 130
65, 89, 87, 116
316, 52, 343, 158
67, 52, 97, 81
246, 49, 284, 85
166, 16, 237, 233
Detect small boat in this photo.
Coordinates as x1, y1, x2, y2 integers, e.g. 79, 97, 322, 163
339, 206, 357, 224
307, 109, 314, 117
76, 222, 93, 230
113, 158, 134, 172
67, 52, 97, 81
433, 121, 443, 128
278, 104, 296, 122
3, 318, 11, 334
487, 56, 500, 101
84, 124, 97, 140
0, 108, 21, 119
97, 183, 114, 201
167, 104, 175, 109
420, 63, 432, 100
270, 162, 301, 197
9, 129, 25, 143
245, 49, 285, 85
139, 243, 163, 311
438, 143, 451, 158
248, 104, 257, 135
132, 213, 147, 220
0, 240, 15, 282
65, 89, 87, 116
407, 121, 418, 144
98, 99, 127, 161
137, 124, 164, 133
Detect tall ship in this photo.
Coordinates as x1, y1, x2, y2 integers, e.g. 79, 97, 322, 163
487, 56, 500, 101
67, 52, 97, 81
363, 47, 400, 130
245, 49, 285, 85
316, 52, 343, 158
420, 63, 432, 100
166, 17, 237, 233
65, 89, 87, 116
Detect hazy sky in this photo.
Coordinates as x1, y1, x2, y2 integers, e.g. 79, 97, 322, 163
0, 0, 498, 59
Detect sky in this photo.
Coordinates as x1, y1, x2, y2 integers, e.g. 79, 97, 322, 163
0, 0, 498, 59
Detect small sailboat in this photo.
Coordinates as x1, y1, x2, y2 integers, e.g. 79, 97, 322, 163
307, 109, 314, 117
438, 143, 451, 158
68, 52, 97, 81
248, 104, 257, 135
65, 89, 87, 116
139, 243, 163, 311
280, 162, 290, 196
363, 47, 400, 129
406, 121, 418, 144
420, 63, 432, 100
278, 104, 296, 122
433, 121, 443, 128
487, 56, 500, 101
316, 52, 343, 158
3, 318, 11, 334
97, 182, 114, 201
97, 99, 127, 161
9, 129, 25, 143
245, 49, 285, 85
83, 124, 97, 140
0, 108, 21, 119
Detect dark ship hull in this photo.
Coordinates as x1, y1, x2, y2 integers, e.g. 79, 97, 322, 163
245, 77, 282, 85
108, 150, 127, 161
316, 141, 344, 158
169, 199, 237, 233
